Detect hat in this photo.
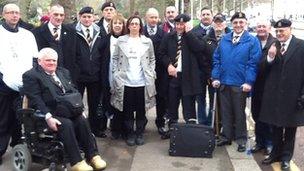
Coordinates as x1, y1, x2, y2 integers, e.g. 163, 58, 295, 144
101, 1, 116, 11
213, 13, 225, 22
274, 19, 292, 28
174, 14, 191, 22
79, 6, 94, 15
230, 12, 247, 21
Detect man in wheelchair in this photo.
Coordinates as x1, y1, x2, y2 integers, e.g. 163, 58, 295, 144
22, 48, 106, 171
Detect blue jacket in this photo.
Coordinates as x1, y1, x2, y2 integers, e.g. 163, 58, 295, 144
211, 31, 261, 86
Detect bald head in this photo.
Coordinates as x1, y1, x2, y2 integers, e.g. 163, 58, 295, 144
145, 8, 159, 27
256, 18, 272, 40
2, 3, 20, 28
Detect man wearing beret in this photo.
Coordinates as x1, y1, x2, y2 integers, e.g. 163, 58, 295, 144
211, 12, 261, 152
259, 19, 304, 170
97, 1, 116, 37
159, 14, 210, 138
32, 4, 78, 83
74, 6, 106, 138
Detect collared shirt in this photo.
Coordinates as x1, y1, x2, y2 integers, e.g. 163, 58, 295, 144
267, 35, 292, 62
48, 22, 62, 40
232, 30, 244, 44
147, 25, 157, 35
103, 19, 110, 34
81, 24, 93, 39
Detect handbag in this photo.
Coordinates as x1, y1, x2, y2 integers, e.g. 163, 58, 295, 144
56, 92, 84, 117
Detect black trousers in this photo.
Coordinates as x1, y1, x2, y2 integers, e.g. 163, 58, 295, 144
271, 126, 297, 162
219, 85, 247, 145
0, 91, 22, 157
76, 81, 106, 133
167, 74, 196, 124
55, 115, 98, 166
110, 106, 126, 137
123, 86, 146, 136
155, 78, 166, 128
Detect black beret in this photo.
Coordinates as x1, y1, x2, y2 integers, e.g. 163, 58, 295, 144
174, 13, 191, 22
213, 13, 225, 22
230, 12, 247, 21
101, 2, 116, 11
79, 6, 94, 15
274, 19, 292, 28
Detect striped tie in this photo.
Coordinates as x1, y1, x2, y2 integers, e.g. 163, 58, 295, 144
173, 35, 182, 67
86, 28, 92, 45
53, 27, 59, 41
280, 43, 286, 55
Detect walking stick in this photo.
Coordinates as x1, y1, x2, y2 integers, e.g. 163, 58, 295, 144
211, 89, 220, 137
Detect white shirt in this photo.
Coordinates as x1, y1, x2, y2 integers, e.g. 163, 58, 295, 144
232, 30, 244, 43
147, 25, 157, 35
103, 19, 110, 34
125, 37, 145, 87
48, 22, 62, 40
81, 24, 93, 39
0, 26, 38, 91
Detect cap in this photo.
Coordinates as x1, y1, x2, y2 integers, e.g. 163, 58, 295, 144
274, 19, 292, 28
213, 13, 225, 22
101, 1, 116, 11
174, 13, 191, 22
230, 12, 247, 22
79, 6, 94, 15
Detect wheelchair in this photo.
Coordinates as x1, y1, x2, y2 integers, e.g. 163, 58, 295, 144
11, 108, 68, 171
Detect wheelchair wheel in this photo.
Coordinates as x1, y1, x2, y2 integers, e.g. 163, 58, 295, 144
11, 144, 32, 171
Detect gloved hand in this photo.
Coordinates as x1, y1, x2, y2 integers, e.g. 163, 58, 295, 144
212, 80, 220, 88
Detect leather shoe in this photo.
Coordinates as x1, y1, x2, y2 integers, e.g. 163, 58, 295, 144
126, 135, 136, 146
251, 145, 263, 153
94, 131, 107, 138
281, 161, 290, 171
0, 157, 2, 165
71, 160, 93, 171
135, 135, 144, 145
90, 155, 107, 170
157, 127, 166, 136
262, 156, 279, 165
237, 144, 246, 152
216, 139, 232, 146
264, 146, 272, 155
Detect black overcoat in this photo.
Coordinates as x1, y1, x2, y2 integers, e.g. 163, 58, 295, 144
159, 31, 210, 96
259, 36, 304, 127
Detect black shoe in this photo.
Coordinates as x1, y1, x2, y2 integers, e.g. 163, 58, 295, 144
216, 139, 232, 146
262, 156, 279, 165
281, 161, 290, 171
0, 157, 2, 165
111, 132, 120, 140
157, 127, 166, 136
251, 145, 264, 153
264, 146, 272, 155
160, 132, 170, 140
126, 135, 136, 146
237, 144, 246, 152
94, 131, 107, 138
135, 135, 144, 145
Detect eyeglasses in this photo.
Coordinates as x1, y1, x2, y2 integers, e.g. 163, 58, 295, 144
5, 11, 20, 15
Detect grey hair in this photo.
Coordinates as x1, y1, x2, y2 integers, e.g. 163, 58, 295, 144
146, 8, 159, 17
37, 48, 58, 60
2, 3, 19, 14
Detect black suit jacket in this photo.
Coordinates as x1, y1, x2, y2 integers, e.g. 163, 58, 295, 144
22, 65, 79, 116
32, 23, 78, 83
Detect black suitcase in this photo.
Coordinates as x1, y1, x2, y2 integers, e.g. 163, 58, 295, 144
168, 91, 218, 158
169, 123, 215, 157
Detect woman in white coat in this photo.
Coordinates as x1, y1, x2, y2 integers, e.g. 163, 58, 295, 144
110, 15, 156, 146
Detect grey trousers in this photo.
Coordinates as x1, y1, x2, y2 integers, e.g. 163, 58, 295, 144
219, 85, 248, 145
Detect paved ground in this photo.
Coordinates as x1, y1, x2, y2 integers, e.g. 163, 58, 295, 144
1, 100, 303, 171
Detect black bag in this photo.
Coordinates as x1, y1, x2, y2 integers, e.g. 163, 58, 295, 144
169, 91, 218, 158
57, 92, 83, 117
169, 123, 215, 158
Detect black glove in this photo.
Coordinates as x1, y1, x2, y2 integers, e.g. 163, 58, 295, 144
297, 94, 304, 110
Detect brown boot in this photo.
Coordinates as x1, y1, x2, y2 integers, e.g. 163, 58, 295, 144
90, 155, 107, 170
71, 160, 93, 171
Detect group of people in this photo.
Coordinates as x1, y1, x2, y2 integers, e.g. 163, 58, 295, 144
0, 1, 304, 171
